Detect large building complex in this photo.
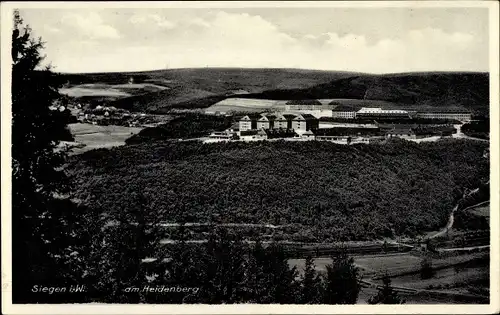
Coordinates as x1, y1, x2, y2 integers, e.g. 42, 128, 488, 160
239, 113, 319, 134
355, 107, 412, 119
415, 110, 472, 121
329, 106, 472, 122
284, 104, 334, 118
331, 105, 357, 119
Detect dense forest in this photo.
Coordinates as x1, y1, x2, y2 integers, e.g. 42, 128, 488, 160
67, 139, 489, 242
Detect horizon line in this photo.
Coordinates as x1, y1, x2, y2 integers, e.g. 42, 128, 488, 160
53, 66, 489, 76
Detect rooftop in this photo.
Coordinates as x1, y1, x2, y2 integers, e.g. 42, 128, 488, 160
276, 114, 297, 120
239, 113, 264, 121
295, 113, 318, 120
357, 107, 408, 114
332, 105, 358, 112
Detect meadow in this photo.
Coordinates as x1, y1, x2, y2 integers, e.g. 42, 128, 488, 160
68, 123, 143, 154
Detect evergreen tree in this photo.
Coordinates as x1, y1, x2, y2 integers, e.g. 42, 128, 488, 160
262, 242, 300, 304
197, 228, 247, 303
299, 255, 324, 304
420, 256, 435, 280
95, 192, 160, 303
322, 247, 361, 304
155, 224, 204, 303
243, 239, 268, 302
243, 240, 299, 303
368, 273, 405, 304
11, 10, 87, 303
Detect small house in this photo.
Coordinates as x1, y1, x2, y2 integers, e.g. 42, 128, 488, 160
300, 129, 315, 140
386, 127, 416, 139
239, 129, 268, 141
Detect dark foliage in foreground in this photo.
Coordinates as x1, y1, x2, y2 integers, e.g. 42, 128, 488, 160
68, 139, 489, 242
11, 11, 95, 303
368, 273, 405, 304
84, 226, 361, 304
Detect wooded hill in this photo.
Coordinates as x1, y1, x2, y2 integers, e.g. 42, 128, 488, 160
234, 72, 489, 114
67, 138, 489, 242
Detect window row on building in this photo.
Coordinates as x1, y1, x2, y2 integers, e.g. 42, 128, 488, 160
239, 113, 319, 133
331, 107, 472, 121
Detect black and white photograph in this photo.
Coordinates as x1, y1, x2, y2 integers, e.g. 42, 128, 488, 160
1, 1, 499, 313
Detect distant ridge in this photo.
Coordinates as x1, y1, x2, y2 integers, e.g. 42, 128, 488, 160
59, 69, 489, 115
231, 72, 489, 114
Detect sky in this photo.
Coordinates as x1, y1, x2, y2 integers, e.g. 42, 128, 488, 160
18, 7, 489, 74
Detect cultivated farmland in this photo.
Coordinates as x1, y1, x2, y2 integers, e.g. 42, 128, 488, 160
68, 123, 144, 154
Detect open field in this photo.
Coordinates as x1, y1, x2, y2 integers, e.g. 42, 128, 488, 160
289, 252, 489, 304
68, 123, 143, 154
205, 98, 287, 113
354, 253, 422, 277
60, 83, 169, 99
289, 252, 487, 278
470, 205, 490, 218
390, 266, 488, 291
60, 86, 131, 98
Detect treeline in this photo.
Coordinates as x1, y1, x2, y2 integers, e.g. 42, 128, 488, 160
413, 125, 456, 137
126, 113, 234, 144
68, 138, 489, 241
462, 120, 489, 139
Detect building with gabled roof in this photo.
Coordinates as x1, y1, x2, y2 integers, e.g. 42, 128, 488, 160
238, 113, 262, 131
274, 114, 296, 129
292, 114, 319, 133
257, 114, 277, 130
332, 105, 357, 119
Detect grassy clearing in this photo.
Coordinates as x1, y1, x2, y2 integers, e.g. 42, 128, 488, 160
205, 98, 286, 113
60, 83, 168, 99
390, 266, 488, 291
470, 205, 489, 218
288, 252, 487, 278
354, 254, 422, 277
60, 87, 131, 98
287, 257, 333, 275
68, 123, 143, 154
